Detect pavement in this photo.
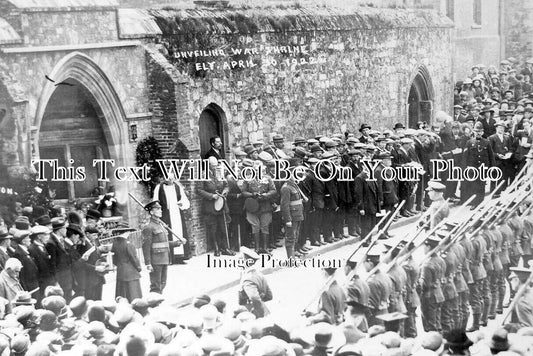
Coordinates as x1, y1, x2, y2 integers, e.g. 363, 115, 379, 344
102, 212, 420, 307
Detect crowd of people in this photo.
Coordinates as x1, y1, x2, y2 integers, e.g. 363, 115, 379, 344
0, 56, 532, 355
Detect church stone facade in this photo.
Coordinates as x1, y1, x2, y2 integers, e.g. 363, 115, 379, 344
0, 0, 453, 254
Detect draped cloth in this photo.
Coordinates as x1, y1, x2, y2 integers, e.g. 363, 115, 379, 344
153, 182, 190, 257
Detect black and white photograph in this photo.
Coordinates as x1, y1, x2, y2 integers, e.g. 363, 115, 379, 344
0, 0, 533, 355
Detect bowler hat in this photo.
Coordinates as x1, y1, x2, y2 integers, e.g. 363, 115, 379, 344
359, 124, 371, 132
35, 215, 52, 226
444, 329, 473, 349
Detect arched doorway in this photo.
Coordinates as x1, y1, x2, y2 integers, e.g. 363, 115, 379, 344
199, 103, 226, 158
408, 67, 434, 128
39, 79, 109, 201
33, 52, 128, 204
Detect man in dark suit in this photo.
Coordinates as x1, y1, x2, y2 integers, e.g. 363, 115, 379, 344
354, 166, 382, 241
393, 138, 415, 217
81, 227, 109, 301
203, 136, 224, 160
307, 158, 325, 246
45, 217, 73, 301
197, 157, 231, 256
112, 228, 142, 302
461, 122, 495, 206
488, 121, 515, 193
28, 225, 55, 304
11, 231, 39, 300
375, 152, 398, 212
0, 226, 12, 270
478, 109, 496, 138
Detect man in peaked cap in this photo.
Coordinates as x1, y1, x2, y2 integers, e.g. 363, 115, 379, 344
461, 121, 495, 207
238, 246, 272, 318
419, 235, 445, 332
364, 244, 392, 327
306, 267, 346, 326
420, 181, 449, 230
142, 200, 183, 294
343, 254, 370, 332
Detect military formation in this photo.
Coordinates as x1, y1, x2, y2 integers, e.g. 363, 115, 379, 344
0, 56, 533, 354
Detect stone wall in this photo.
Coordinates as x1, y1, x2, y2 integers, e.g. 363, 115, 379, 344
152, 7, 453, 149
144, 6, 453, 254
19, 10, 119, 46
503, 0, 533, 63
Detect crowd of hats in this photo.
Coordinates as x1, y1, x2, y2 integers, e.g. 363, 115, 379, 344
454, 58, 533, 131
2, 282, 533, 356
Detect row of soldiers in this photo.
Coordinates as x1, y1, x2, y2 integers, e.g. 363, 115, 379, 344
307, 160, 533, 340
0, 208, 112, 307
199, 113, 533, 259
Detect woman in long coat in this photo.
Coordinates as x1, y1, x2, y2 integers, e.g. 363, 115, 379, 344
111, 229, 142, 302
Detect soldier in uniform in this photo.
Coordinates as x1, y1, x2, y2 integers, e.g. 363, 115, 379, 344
459, 233, 474, 329
402, 245, 420, 338
487, 223, 504, 319
343, 253, 370, 332
480, 224, 494, 327
461, 122, 495, 206
238, 247, 272, 318
240, 161, 277, 254
448, 233, 470, 331
438, 230, 459, 334
280, 169, 304, 259
383, 242, 408, 335
422, 182, 450, 229
365, 245, 392, 326
467, 224, 488, 331
306, 267, 346, 325
141, 200, 182, 294
419, 235, 445, 332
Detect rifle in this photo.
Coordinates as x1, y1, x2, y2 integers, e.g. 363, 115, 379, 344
365, 197, 453, 278
128, 192, 187, 244
345, 200, 405, 265
301, 200, 405, 314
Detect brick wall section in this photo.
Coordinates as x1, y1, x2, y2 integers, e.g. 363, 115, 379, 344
19, 10, 118, 46
503, 0, 533, 63
145, 47, 206, 255
142, 7, 454, 254
153, 8, 453, 146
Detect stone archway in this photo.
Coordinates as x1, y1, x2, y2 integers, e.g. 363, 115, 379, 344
34, 52, 127, 164
198, 103, 227, 159
408, 66, 434, 128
